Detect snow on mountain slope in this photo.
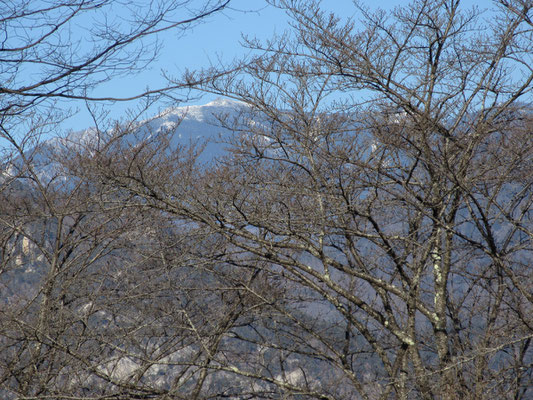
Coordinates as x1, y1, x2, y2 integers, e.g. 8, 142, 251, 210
3, 98, 247, 184
139, 97, 247, 159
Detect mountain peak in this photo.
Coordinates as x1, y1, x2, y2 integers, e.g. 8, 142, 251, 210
158, 97, 245, 123
204, 97, 242, 107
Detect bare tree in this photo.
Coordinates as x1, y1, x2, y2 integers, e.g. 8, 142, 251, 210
0, 1, 241, 399
3, 0, 532, 399
0, 0, 231, 109
98, 0, 532, 398
0, 0, 231, 180
0, 119, 272, 398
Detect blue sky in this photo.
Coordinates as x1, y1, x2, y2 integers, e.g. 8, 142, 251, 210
62, 0, 483, 132
62, 0, 377, 131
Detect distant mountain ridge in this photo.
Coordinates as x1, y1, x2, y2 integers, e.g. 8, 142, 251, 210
2, 98, 247, 184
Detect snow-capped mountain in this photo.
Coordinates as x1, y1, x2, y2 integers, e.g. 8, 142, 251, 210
139, 97, 247, 158
2, 98, 247, 184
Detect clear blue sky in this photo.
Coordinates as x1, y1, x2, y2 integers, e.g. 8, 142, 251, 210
62, 0, 482, 132
62, 0, 378, 131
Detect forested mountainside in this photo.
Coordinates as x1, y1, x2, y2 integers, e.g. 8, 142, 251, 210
1, 0, 533, 399
1, 97, 532, 399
